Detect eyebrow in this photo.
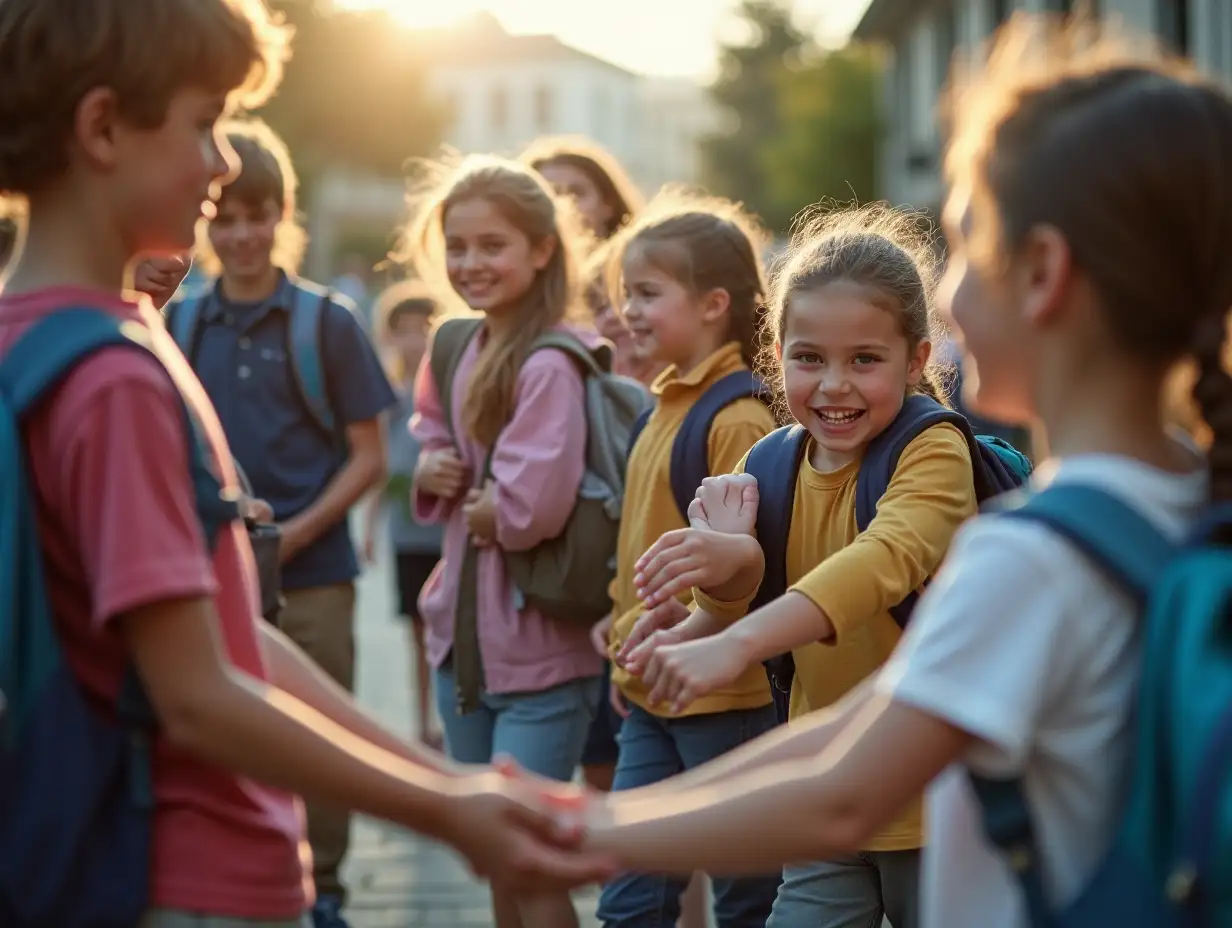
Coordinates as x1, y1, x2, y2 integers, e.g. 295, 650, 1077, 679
789, 340, 891, 352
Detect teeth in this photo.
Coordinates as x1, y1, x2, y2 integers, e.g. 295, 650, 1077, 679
819, 410, 862, 423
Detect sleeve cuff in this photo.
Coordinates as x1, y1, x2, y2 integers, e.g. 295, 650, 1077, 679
693, 587, 753, 626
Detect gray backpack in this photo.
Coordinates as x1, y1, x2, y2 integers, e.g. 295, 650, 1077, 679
428, 316, 649, 625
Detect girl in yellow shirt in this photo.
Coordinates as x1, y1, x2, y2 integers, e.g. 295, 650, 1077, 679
618, 203, 992, 928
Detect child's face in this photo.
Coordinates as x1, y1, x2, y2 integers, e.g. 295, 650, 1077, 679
115, 88, 234, 255
539, 161, 613, 237
620, 248, 718, 369
780, 282, 928, 469
386, 310, 430, 363
938, 187, 1035, 424
443, 197, 553, 317
207, 195, 279, 282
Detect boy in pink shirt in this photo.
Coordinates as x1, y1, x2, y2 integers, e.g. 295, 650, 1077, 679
0, 1, 610, 925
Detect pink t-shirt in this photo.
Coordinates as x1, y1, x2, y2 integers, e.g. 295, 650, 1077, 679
0, 288, 308, 918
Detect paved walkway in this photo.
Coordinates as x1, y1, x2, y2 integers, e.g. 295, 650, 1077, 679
341, 542, 602, 927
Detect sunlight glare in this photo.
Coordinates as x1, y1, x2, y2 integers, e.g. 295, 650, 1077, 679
331, 0, 504, 29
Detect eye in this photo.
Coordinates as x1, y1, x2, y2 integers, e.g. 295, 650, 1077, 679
795, 351, 822, 364
853, 353, 881, 365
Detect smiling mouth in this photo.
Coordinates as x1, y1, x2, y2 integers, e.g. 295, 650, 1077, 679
815, 408, 866, 424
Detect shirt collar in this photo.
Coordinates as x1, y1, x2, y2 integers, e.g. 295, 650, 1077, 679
202, 268, 296, 324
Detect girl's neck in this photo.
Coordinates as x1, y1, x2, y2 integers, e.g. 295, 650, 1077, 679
665, 331, 730, 381
483, 308, 525, 343
1036, 358, 1191, 473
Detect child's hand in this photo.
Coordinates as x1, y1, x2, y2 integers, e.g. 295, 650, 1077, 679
615, 598, 691, 666
133, 254, 192, 310
415, 448, 467, 499
609, 680, 630, 719
239, 495, 274, 524
643, 634, 751, 714
690, 473, 759, 535
590, 613, 614, 658
634, 529, 762, 607
463, 480, 497, 546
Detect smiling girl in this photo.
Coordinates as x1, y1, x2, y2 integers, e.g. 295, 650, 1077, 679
614, 204, 979, 928
406, 155, 604, 928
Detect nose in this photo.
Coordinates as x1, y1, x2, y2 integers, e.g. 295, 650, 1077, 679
815, 365, 851, 398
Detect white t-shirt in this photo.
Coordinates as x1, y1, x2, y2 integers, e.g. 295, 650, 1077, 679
879, 453, 1207, 928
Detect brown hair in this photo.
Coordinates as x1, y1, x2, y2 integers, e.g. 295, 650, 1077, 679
522, 136, 644, 239
608, 187, 768, 367
945, 14, 1232, 500
0, 0, 288, 197
373, 278, 437, 382
762, 203, 950, 414
196, 117, 306, 275
401, 154, 587, 447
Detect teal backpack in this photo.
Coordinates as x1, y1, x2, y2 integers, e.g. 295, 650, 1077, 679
972, 484, 1232, 927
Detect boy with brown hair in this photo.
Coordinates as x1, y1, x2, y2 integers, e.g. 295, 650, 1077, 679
164, 116, 394, 928
0, 1, 609, 926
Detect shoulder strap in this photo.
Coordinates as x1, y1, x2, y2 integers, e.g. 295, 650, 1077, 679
286, 284, 335, 438
427, 317, 485, 443
528, 330, 608, 379
668, 370, 767, 521
627, 407, 653, 457
745, 424, 810, 609
165, 292, 206, 364
998, 483, 1174, 605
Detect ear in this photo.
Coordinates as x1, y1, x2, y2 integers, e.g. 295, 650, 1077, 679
1014, 223, 1072, 329
700, 286, 732, 325
74, 87, 122, 174
531, 234, 556, 272
774, 340, 783, 363
905, 337, 933, 387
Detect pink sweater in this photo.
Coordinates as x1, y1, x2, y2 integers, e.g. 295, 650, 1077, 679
410, 324, 604, 696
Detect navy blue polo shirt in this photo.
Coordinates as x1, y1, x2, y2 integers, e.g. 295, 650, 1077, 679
191, 271, 397, 590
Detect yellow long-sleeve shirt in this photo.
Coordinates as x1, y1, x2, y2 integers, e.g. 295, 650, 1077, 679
609, 342, 776, 716
695, 422, 978, 851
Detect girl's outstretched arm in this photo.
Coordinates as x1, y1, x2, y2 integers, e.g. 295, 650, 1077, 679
584, 695, 971, 874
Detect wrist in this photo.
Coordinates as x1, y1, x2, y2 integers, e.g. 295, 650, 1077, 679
726, 622, 766, 666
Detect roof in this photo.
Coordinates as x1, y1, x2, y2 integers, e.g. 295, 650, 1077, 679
853, 0, 919, 41
418, 12, 635, 78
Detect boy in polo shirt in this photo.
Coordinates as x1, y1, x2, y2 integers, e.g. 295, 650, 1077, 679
0, 1, 612, 925
166, 118, 395, 928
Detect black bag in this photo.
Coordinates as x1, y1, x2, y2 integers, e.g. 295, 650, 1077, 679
233, 461, 284, 623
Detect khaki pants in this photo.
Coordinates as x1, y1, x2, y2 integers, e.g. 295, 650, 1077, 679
280, 582, 356, 902
141, 913, 311, 928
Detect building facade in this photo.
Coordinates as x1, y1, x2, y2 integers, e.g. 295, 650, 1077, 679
856, 0, 1232, 212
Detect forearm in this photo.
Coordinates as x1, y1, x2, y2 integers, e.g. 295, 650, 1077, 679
172, 667, 453, 838
589, 758, 860, 874
727, 591, 835, 664
261, 623, 463, 776
624, 677, 872, 800
290, 448, 385, 545
700, 534, 764, 603
676, 607, 726, 642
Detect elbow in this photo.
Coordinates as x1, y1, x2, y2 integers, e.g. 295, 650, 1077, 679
804, 785, 882, 858
360, 450, 387, 494
157, 687, 223, 757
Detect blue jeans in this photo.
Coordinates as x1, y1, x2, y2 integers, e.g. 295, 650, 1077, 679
597, 703, 781, 928
767, 851, 921, 928
434, 666, 601, 780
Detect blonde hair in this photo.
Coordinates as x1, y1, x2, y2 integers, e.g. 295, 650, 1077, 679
399, 154, 588, 447
0, 0, 288, 197
607, 186, 769, 366
195, 117, 307, 275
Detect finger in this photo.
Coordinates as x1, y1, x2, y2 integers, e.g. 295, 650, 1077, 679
686, 497, 710, 530
610, 684, 630, 719
633, 531, 685, 576
635, 548, 696, 601
643, 566, 706, 607
509, 839, 616, 891
623, 629, 675, 674
589, 622, 610, 658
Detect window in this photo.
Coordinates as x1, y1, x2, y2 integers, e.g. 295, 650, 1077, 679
489, 86, 508, 134
1158, 0, 1190, 56
534, 85, 553, 132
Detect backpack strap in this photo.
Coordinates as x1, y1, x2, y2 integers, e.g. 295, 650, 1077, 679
744, 425, 810, 720
627, 407, 653, 456
856, 393, 1028, 628
285, 283, 336, 440
667, 370, 766, 521
427, 317, 485, 444
966, 484, 1176, 928
164, 291, 207, 362
527, 330, 608, 378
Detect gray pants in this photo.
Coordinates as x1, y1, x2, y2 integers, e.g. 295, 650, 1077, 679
766, 850, 921, 928
141, 911, 311, 928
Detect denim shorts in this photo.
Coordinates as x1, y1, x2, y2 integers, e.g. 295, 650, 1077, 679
435, 665, 601, 781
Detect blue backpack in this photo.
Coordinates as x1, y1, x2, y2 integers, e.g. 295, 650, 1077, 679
0, 309, 238, 928
165, 279, 340, 441
970, 483, 1232, 928
626, 370, 770, 520
745, 394, 1033, 721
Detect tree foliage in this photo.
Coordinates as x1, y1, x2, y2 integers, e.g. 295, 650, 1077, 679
256, 1, 446, 185
701, 1, 882, 234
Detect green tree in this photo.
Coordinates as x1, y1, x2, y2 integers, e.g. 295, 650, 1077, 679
700, 0, 807, 213
760, 45, 882, 232
257, 2, 446, 185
